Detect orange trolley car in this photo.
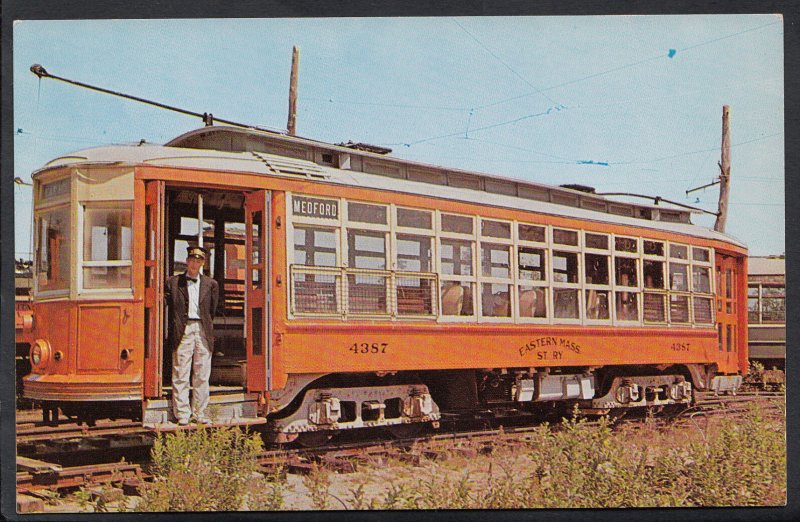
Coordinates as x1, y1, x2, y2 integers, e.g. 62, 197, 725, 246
22, 126, 748, 438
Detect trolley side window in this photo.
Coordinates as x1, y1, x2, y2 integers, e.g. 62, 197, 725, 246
439, 238, 475, 316
553, 250, 580, 319
667, 243, 691, 323
643, 240, 667, 324
346, 229, 389, 315
292, 226, 339, 315
614, 236, 639, 322
518, 246, 547, 319
294, 227, 337, 267
289, 196, 342, 315
583, 231, 611, 322
690, 246, 714, 324
397, 207, 432, 230
479, 218, 513, 319
516, 223, 547, 320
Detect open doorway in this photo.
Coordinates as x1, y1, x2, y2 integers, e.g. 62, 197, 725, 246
163, 187, 247, 393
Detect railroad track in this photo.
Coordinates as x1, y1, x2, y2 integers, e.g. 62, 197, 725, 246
16, 389, 785, 500
17, 419, 145, 442
688, 391, 784, 420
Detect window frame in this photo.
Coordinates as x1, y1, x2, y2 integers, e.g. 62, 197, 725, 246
748, 282, 786, 324
516, 222, 549, 324
287, 194, 345, 317
551, 227, 582, 324
343, 201, 391, 318
477, 217, 514, 322
690, 246, 715, 325
33, 173, 74, 299
34, 203, 73, 298
583, 231, 612, 325
642, 240, 668, 325
764, 286, 785, 323
437, 211, 477, 322
666, 242, 693, 325
612, 235, 641, 324
77, 201, 134, 295
292, 225, 341, 268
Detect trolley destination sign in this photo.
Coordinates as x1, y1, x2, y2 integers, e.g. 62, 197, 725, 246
292, 196, 339, 219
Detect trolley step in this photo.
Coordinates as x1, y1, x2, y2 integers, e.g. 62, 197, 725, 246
143, 391, 264, 428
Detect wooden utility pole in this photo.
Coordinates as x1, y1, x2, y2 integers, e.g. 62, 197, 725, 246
287, 46, 300, 136
714, 105, 731, 232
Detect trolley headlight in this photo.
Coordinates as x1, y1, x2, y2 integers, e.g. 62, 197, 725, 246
30, 339, 51, 370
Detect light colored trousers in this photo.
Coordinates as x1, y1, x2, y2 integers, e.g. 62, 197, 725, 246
172, 321, 212, 422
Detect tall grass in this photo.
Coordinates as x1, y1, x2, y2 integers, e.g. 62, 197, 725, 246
360, 401, 786, 509
134, 402, 785, 511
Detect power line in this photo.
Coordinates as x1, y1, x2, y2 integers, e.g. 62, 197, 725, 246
451, 18, 557, 107
464, 136, 575, 162
405, 104, 567, 146
16, 128, 122, 146
473, 18, 780, 111
620, 132, 783, 165
299, 96, 468, 112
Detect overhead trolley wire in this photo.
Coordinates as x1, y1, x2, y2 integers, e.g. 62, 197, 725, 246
451, 18, 558, 107
473, 18, 781, 111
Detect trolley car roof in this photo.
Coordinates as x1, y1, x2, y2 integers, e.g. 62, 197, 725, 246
36, 142, 746, 248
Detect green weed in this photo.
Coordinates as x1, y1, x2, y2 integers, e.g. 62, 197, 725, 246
137, 426, 271, 511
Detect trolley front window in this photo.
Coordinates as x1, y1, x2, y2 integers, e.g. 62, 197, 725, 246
82, 205, 133, 290
35, 206, 71, 292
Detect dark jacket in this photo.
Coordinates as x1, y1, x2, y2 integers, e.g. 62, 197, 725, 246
165, 272, 219, 352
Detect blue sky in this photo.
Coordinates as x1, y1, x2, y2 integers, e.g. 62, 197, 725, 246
13, 16, 784, 257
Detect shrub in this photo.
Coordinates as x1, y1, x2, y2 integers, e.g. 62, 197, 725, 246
521, 413, 660, 508
664, 402, 786, 506
244, 466, 287, 511
302, 465, 332, 510
138, 426, 266, 511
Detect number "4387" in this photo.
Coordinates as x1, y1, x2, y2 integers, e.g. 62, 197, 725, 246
349, 342, 388, 354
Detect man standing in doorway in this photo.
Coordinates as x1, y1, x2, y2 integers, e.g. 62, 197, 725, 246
165, 246, 219, 425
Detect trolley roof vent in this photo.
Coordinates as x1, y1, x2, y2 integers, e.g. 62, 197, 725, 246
336, 141, 392, 155
251, 151, 329, 180
559, 184, 596, 194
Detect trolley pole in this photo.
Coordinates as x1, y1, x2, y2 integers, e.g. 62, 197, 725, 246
714, 105, 731, 232
287, 46, 300, 136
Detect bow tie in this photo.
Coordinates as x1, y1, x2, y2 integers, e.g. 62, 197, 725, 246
186, 276, 198, 283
